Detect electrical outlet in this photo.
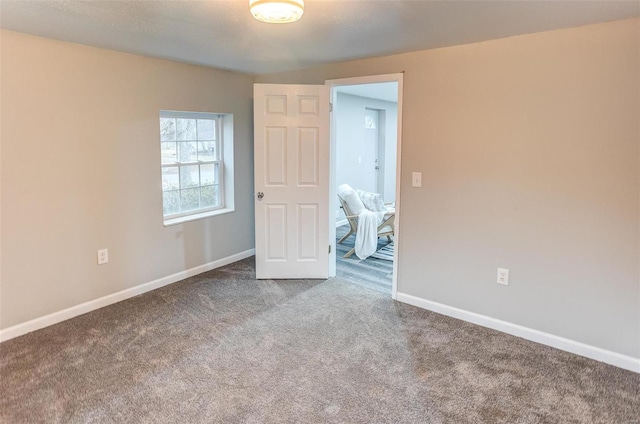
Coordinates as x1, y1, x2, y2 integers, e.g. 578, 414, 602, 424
97, 249, 109, 265
497, 268, 509, 286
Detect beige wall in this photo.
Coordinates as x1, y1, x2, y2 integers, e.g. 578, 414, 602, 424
0, 30, 255, 328
1, 19, 638, 359
257, 19, 640, 358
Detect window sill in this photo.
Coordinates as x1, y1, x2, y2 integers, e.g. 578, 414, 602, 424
163, 207, 234, 227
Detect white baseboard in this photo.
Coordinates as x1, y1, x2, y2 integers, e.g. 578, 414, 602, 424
396, 292, 640, 374
0, 249, 255, 343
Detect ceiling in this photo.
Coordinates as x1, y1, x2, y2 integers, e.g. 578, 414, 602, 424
1, 1, 638, 75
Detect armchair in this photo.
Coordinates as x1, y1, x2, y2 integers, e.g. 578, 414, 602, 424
337, 184, 395, 258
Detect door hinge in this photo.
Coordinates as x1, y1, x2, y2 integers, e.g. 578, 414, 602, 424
329, 102, 333, 112
328, 245, 332, 254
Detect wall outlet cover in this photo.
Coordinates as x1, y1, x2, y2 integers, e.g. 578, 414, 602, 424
497, 268, 509, 285
97, 249, 109, 265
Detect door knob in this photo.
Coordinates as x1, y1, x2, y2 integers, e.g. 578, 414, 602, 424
257, 192, 264, 199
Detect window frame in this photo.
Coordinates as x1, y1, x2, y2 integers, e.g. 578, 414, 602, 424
160, 110, 234, 226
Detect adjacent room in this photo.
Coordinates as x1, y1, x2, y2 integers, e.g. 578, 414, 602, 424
1, 1, 639, 423
333, 82, 399, 294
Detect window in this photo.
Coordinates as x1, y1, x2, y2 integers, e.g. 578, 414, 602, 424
160, 111, 234, 225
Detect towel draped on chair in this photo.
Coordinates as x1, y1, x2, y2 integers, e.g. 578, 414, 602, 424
354, 210, 378, 259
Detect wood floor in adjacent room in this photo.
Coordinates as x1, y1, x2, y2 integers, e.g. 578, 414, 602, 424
1, 257, 638, 423
335, 224, 393, 294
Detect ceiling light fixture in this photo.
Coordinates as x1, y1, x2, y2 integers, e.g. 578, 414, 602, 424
249, 0, 304, 24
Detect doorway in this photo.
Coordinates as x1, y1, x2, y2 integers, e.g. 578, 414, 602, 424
327, 74, 403, 299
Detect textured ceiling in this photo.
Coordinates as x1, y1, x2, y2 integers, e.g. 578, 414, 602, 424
1, 1, 639, 75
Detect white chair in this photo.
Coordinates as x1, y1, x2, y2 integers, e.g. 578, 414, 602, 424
337, 184, 394, 258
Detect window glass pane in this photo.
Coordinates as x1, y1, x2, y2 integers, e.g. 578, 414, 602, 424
176, 119, 196, 141
200, 163, 218, 185
180, 165, 199, 189
178, 142, 197, 162
197, 119, 215, 140
198, 141, 216, 161
161, 166, 179, 191
180, 188, 200, 212
160, 112, 232, 220
200, 185, 220, 208
161, 142, 177, 164
163, 190, 180, 215
160, 118, 176, 141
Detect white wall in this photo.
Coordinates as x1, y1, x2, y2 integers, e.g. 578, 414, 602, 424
335, 92, 398, 208
256, 18, 640, 359
0, 30, 255, 329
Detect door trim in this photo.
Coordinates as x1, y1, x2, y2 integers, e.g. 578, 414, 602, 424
326, 73, 404, 300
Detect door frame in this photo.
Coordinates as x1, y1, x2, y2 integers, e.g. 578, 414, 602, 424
326, 73, 404, 300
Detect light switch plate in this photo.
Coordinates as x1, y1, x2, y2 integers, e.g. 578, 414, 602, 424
412, 172, 422, 187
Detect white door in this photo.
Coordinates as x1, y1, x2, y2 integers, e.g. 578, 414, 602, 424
254, 84, 330, 279
363, 108, 380, 194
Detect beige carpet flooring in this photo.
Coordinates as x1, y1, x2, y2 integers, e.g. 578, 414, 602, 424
1, 257, 638, 423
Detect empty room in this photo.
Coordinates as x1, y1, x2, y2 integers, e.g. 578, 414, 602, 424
1, 1, 639, 423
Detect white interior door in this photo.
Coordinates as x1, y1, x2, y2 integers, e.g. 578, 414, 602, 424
364, 108, 380, 193
254, 84, 330, 279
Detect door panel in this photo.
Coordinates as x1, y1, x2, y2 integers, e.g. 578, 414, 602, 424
297, 204, 319, 260
297, 128, 319, 186
254, 84, 330, 279
265, 204, 287, 261
265, 127, 287, 186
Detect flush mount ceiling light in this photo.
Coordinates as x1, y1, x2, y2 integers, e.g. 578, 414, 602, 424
250, 0, 304, 24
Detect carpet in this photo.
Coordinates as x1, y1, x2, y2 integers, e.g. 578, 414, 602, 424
370, 242, 394, 261
1, 257, 638, 423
